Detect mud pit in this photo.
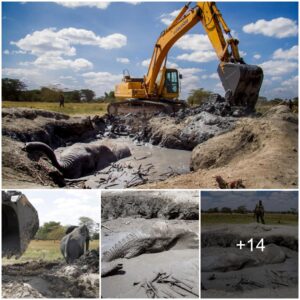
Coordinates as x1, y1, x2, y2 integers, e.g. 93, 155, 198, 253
2, 250, 99, 298
101, 191, 199, 298
201, 224, 298, 298
2, 98, 298, 188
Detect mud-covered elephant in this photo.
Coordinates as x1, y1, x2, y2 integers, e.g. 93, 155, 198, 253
60, 225, 90, 263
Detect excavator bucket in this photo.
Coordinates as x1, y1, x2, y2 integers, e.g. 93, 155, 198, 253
217, 63, 263, 111
2, 191, 39, 259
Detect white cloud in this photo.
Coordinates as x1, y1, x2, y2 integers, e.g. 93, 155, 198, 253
178, 67, 202, 96
116, 57, 130, 64
11, 28, 76, 56
141, 58, 151, 67
174, 34, 216, 63
32, 54, 93, 71
243, 17, 298, 38
177, 51, 216, 63
272, 45, 298, 60
59, 75, 75, 80
175, 34, 212, 52
253, 54, 261, 60
2, 67, 39, 77
82, 71, 122, 96
201, 73, 219, 80
4, 49, 9, 55
260, 59, 298, 76
56, 2, 110, 9
281, 75, 298, 88
160, 9, 181, 26
167, 61, 178, 68
271, 76, 281, 81
11, 27, 127, 57
272, 75, 298, 97
239, 50, 247, 57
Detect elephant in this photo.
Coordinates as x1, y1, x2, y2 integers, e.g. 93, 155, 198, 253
60, 225, 90, 263
24, 141, 131, 179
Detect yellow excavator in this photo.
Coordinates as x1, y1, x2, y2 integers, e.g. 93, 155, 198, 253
109, 2, 263, 115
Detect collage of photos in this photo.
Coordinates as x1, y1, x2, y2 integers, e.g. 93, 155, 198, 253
1, 0, 299, 299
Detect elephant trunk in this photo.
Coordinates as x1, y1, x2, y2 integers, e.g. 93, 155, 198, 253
86, 237, 90, 252
25, 142, 63, 171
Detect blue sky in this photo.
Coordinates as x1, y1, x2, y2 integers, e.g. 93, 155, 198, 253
14, 190, 100, 226
201, 191, 298, 212
2, 1, 298, 99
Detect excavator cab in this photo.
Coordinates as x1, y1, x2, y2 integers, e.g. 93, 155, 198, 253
2, 191, 39, 258
165, 69, 179, 94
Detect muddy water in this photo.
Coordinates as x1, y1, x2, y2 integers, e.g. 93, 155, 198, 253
83, 137, 191, 188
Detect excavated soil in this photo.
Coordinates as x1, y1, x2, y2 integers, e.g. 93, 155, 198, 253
2, 250, 99, 298
201, 224, 298, 298
2, 101, 297, 189
101, 191, 199, 298
142, 105, 298, 189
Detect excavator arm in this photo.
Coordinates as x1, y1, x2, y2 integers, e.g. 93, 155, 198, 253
112, 2, 263, 115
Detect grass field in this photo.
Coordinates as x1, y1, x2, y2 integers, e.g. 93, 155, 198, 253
202, 213, 298, 226
2, 101, 108, 116
2, 240, 99, 265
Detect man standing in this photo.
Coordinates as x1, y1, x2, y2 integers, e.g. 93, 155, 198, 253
59, 93, 65, 108
254, 200, 265, 224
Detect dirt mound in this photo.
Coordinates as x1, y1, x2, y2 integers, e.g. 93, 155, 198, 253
142, 105, 298, 189
3, 108, 99, 147
101, 191, 199, 220
2, 250, 99, 298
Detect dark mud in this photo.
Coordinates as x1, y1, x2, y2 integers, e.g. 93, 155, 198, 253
2, 250, 99, 298
201, 224, 298, 298
101, 190, 199, 220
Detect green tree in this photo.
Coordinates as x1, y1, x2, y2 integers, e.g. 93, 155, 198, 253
40, 87, 60, 102
187, 88, 212, 106
80, 89, 95, 102
35, 221, 63, 240
47, 226, 65, 240
103, 91, 116, 103
2, 78, 27, 101
234, 206, 248, 214
221, 207, 232, 214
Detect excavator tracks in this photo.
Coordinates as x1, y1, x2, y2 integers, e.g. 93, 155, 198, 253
107, 99, 187, 116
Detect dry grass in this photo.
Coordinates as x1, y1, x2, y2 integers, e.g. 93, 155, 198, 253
2, 240, 99, 265
2, 101, 108, 116
201, 213, 298, 226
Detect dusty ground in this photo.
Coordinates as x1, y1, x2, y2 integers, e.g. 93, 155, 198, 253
101, 191, 199, 298
2, 101, 298, 189
201, 223, 298, 298
2, 250, 99, 298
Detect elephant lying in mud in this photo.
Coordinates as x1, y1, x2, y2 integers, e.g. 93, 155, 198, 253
60, 225, 90, 263
24, 141, 131, 179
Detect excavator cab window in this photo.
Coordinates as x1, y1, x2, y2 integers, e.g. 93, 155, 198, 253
165, 69, 179, 93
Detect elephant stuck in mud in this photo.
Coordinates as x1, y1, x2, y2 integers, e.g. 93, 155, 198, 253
24, 141, 131, 179
60, 225, 90, 263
